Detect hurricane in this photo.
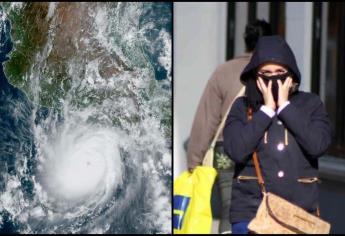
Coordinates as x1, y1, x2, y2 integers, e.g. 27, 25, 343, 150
0, 2, 171, 234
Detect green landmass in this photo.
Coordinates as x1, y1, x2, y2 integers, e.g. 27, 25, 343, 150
1, 2, 171, 140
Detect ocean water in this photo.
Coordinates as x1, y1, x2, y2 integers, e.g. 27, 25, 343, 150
0, 2, 171, 234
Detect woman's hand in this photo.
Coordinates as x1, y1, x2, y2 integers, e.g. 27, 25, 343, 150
257, 77, 276, 111
277, 77, 293, 107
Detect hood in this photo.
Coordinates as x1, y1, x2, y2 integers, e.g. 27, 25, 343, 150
240, 35, 301, 84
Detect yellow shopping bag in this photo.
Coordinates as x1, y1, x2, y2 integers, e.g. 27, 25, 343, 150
173, 87, 244, 234
173, 166, 217, 234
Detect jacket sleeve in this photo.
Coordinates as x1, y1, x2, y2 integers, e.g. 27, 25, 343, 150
277, 96, 332, 157
186, 68, 224, 169
223, 98, 273, 164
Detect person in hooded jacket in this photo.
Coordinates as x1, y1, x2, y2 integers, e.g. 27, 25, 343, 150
223, 35, 332, 234
186, 20, 272, 234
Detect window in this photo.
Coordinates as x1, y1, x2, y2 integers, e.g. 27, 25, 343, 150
312, 2, 345, 158
248, 2, 257, 24
226, 2, 235, 60
226, 2, 286, 61
269, 2, 285, 38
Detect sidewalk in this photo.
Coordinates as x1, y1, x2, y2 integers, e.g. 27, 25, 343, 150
319, 156, 345, 234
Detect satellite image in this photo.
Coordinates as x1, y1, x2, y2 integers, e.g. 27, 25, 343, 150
0, 2, 171, 233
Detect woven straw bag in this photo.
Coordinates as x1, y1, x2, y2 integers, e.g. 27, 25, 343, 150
248, 192, 330, 234
246, 107, 331, 234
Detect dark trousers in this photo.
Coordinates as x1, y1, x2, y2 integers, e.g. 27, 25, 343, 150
232, 221, 250, 234
213, 142, 234, 234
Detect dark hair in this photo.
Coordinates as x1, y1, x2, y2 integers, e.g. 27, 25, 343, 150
244, 19, 272, 52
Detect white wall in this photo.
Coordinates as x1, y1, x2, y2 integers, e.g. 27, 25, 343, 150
285, 2, 313, 92
174, 3, 227, 178
234, 2, 248, 57
256, 2, 269, 22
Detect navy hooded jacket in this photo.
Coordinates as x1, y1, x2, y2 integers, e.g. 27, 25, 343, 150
223, 36, 332, 223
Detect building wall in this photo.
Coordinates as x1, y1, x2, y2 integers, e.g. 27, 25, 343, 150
285, 2, 313, 92
234, 2, 248, 57
173, 2, 315, 177
174, 2, 345, 233
174, 2, 227, 178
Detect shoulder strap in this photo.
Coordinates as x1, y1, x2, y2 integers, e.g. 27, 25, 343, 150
247, 107, 266, 193
202, 86, 245, 167
209, 86, 246, 149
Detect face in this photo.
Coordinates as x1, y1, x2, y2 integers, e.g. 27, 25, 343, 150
256, 63, 295, 103
257, 64, 288, 77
